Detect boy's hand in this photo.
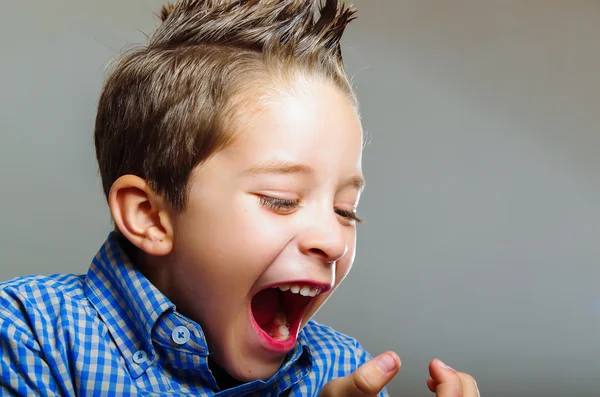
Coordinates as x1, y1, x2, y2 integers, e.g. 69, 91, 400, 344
319, 352, 480, 397
319, 351, 400, 396
427, 358, 480, 397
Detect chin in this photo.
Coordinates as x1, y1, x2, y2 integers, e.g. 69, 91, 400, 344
221, 355, 284, 382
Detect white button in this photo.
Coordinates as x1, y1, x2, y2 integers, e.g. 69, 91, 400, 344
133, 350, 148, 364
172, 326, 190, 345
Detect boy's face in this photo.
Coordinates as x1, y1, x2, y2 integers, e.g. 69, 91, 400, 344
166, 79, 364, 381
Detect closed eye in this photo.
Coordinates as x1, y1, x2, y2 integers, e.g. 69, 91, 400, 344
259, 195, 363, 224
258, 196, 300, 212
335, 208, 363, 224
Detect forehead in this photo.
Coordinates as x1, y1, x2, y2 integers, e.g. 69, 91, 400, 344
225, 79, 364, 173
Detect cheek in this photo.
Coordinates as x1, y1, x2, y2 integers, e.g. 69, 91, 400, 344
181, 194, 289, 252
314, 233, 357, 306
174, 195, 295, 283
336, 229, 357, 282
334, 256, 354, 290
303, 250, 356, 323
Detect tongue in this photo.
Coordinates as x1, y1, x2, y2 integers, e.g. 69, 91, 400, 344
251, 288, 280, 328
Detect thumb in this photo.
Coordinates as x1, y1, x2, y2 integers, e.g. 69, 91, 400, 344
428, 359, 463, 397
319, 351, 400, 397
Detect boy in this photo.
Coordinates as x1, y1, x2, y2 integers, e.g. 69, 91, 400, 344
0, 1, 479, 396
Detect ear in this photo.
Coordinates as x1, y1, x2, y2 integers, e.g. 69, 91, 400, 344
108, 175, 174, 256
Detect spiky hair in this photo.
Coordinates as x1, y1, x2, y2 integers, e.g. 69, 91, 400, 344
95, 0, 358, 210
154, 0, 356, 61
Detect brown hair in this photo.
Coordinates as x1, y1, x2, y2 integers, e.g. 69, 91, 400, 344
94, 0, 357, 210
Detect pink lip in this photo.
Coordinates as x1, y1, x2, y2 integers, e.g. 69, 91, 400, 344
247, 280, 332, 354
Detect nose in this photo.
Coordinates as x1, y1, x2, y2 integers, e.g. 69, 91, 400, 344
297, 211, 348, 263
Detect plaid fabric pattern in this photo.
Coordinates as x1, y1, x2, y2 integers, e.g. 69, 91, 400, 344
0, 233, 387, 396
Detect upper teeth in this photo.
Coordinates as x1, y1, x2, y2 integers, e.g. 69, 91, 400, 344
277, 284, 322, 297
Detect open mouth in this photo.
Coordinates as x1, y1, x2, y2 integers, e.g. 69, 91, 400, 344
250, 283, 324, 345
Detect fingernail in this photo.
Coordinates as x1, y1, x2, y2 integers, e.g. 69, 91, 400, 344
376, 353, 397, 373
436, 359, 455, 371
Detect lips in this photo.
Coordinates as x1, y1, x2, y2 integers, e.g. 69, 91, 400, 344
249, 282, 329, 352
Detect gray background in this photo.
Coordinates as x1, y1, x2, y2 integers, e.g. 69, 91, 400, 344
1, 1, 599, 396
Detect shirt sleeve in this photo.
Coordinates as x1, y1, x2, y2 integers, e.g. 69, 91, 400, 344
0, 304, 64, 396
353, 339, 391, 397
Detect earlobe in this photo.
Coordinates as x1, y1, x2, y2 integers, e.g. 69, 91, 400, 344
108, 175, 174, 256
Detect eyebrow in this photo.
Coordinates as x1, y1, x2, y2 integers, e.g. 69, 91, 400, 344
242, 160, 365, 192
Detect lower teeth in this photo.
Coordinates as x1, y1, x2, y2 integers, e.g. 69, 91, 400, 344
276, 324, 290, 341
267, 311, 290, 341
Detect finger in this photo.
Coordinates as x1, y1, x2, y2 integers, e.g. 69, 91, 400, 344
429, 359, 463, 397
319, 351, 400, 397
426, 377, 437, 392
457, 372, 480, 397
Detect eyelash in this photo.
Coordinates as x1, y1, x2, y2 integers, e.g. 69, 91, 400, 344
259, 196, 300, 211
258, 196, 363, 224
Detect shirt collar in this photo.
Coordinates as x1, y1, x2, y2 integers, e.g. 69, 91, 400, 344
84, 232, 175, 378
84, 232, 313, 390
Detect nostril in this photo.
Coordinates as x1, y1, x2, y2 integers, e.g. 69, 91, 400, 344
300, 233, 347, 261
308, 247, 327, 257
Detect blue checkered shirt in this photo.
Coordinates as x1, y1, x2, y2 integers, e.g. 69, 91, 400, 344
0, 234, 386, 396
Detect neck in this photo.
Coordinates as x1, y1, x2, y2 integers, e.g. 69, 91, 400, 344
120, 235, 176, 300
208, 358, 244, 390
